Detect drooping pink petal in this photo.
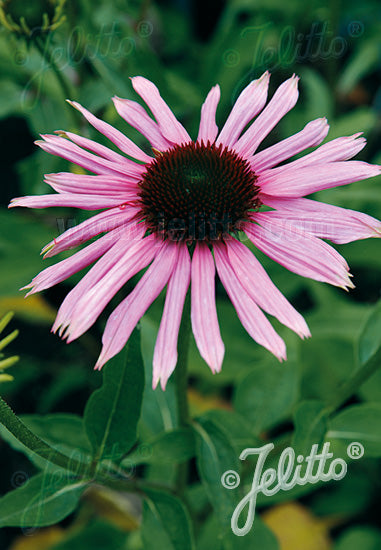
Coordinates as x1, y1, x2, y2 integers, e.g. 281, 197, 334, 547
233, 75, 299, 158
264, 133, 366, 176
67, 100, 152, 162
45, 173, 139, 196
95, 241, 179, 370
66, 235, 160, 342
251, 118, 329, 172
261, 195, 381, 244
191, 242, 224, 373
131, 76, 191, 145
244, 214, 353, 289
259, 161, 381, 197
216, 71, 270, 148
36, 135, 145, 179
213, 242, 287, 360
42, 207, 139, 257
58, 131, 144, 165
197, 85, 221, 144
113, 97, 173, 151
153, 244, 191, 390
23, 227, 122, 296
225, 238, 310, 338
9, 193, 132, 210
52, 222, 146, 335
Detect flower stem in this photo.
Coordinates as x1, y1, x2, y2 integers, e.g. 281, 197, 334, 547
326, 351, 381, 414
174, 292, 191, 494
325, 350, 381, 415
0, 395, 89, 476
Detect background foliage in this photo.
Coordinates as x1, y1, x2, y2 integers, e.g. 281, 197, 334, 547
1, 0, 381, 549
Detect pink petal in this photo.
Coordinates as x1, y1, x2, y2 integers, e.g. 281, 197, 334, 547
23, 227, 122, 295
261, 195, 381, 244
197, 85, 221, 144
95, 241, 179, 370
216, 71, 270, 148
60, 131, 142, 165
42, 207, 139, 257
52, 222, 146, 335
66, 235, 160, 341
225, 238, 310, 338
153, 244, 191, 389
113, 97, 173, 151
259, 161, 381, 197
131, 76, 191, 145
251, 118, 329, 172
191, 242, 224, 373
45, 173, 139, 196
36, 135, 145, 179
244, 215, 353, 289
9, 193, 132, 210
213, 242, 286, 361
67, 100, 152, 162
233, 75, 299, 158
265, 133, 366, 176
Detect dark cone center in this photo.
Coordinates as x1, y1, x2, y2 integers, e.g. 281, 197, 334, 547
137, 141, 261, 242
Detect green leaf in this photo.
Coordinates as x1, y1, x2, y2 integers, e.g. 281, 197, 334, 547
292, 400, 328, 456
193, 417, 239, 531
142, 488, 195, 550
334, 526, 381, 550
0, 413, 91, 472
200, 409, 262, 453
0, 472, 87, 528
327, 404, 381, 457
234, 360, 299, 434
197, 513, 279, 550
338, 41, 380, 95
223, 516, 279, 549
124, 428, 195, 466
84, 328, 145, 461
358, 300, 381, 367
50, 520, 126, 550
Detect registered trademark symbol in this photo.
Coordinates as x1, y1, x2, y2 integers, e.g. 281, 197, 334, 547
347, 21, 364, 37
347, 441, 365, 459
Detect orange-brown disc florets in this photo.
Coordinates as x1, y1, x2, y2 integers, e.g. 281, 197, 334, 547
137, 141, 261, 241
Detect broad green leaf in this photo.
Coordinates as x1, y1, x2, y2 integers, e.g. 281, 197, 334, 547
234, 360, 299, 434
193, 417, 239, 531
334, 527, 381, 550
200, 409, 262, 453
327, 404, 381, 457
124, 428, 195, 466
142, 488, 195, 550
84, 328, 145, 461
50, 520, 126, 550
292, 400, 328, 457
0, 472, 87, 528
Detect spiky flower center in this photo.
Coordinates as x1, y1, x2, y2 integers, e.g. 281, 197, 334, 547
137, 142, 261, 241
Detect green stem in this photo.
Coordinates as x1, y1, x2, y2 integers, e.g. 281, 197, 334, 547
325, 350, 381, 415
0, 395, 89, 477
174, 292, 191, 494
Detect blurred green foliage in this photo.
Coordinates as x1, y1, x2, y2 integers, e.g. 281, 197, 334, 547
1, 0, 381, 549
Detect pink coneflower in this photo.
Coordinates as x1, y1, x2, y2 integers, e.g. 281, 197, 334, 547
10, 73, 381, 388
